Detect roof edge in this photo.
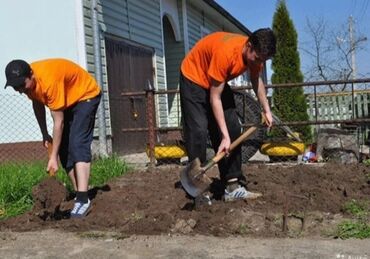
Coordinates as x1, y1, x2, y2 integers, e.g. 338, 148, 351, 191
203, 0, 252, 35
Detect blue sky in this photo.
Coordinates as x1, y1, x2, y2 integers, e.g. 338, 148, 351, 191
215, 0, 370, 81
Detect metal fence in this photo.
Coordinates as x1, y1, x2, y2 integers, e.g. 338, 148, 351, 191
1, 79, 370, 169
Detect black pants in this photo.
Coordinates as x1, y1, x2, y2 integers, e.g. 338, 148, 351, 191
180, 73, 243, 184
59, 94, 101, 172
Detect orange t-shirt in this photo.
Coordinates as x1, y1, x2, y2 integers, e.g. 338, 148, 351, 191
27, 58, 101, 110
181, 32, 263, 89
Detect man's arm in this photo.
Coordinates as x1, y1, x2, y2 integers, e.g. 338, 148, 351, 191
210, 79, 231, 155
251, 76, 273, 127
48, 110, 64, 173
32, 100, 51, 145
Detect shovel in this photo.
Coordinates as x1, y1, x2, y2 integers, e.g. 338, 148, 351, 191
271, 113, 302, 142
180, 112, 302, 197
180, 123, 262, 198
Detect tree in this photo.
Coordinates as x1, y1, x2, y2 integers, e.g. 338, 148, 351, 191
301, 17, 367, 90
271, 0, 312, 142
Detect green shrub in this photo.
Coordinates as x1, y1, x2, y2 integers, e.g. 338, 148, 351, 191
271, 0, 312, 143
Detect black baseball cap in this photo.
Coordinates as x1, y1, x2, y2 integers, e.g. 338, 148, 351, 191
4, 60, 31, 89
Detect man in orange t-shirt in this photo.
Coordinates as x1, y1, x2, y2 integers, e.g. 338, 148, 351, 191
180, 28, 276, 203
4, 58, 101, 218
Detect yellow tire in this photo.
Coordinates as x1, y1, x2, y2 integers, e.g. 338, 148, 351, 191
146, 144, 187, 159
260, 141, 305, 157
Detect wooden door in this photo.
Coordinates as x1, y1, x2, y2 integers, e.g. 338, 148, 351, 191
105, 37, 154, 154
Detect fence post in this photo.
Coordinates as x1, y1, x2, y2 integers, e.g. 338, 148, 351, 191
146, 80, 156, 169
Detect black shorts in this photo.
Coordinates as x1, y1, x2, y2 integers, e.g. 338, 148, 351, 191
59, 94, 101, 172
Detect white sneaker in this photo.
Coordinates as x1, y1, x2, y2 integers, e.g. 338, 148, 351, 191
224, 185, 262, 202
70, 199, 91, 218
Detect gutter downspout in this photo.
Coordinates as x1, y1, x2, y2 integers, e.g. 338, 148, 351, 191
92, 0, 108, 157
182, 0, 189, 53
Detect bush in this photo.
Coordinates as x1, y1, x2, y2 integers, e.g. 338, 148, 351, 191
271, 0, 312, 143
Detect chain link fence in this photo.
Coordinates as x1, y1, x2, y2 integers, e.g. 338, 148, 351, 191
1, 79, 370, 168
0, 93, 53, 163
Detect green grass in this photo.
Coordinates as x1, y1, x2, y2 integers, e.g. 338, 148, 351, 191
0, 155, 129, 219
336, 220, 370, 239
342, 199, 369, 218
0, 162, 46, 219
362, 159, 370, 166
336, 199, 370, 239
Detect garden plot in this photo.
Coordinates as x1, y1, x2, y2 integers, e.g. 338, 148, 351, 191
1, 163, 369, 238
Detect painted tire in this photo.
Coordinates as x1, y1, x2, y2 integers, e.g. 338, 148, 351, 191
260, 141, 305, 156
146, 144, 187, 159
234, 91, 267, 163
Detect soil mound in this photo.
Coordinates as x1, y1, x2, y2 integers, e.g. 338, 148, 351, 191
1, 163, 369, 237
31, 177, 67, 220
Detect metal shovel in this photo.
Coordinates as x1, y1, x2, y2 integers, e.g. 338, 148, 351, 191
180, 112, 301, 197
180, 125, 260, 198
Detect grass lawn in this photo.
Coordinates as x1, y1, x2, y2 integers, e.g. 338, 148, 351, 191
0, 155, 129, 219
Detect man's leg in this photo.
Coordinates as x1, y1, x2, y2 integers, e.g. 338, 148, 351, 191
59, 108, 79, 191
208, 85, 261, 201
68, 169, 78, 191
179, 73, 209, 164
74, 162, 90, 192
68, 94, 100, 217
180, 74, 213, 204
208, 84, 242, 183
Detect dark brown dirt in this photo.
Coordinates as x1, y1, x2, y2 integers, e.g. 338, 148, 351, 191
31, 177, 67, 220
1, 162, 369, 237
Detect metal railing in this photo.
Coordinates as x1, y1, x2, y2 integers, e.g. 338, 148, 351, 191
1, 78, 370, 167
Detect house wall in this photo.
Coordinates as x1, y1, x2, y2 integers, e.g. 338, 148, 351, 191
185, 1, 246, 49
82, 0, 250, 132
0, 0, 85, 143
161, 0, 185, 127
83, 0, 166, 130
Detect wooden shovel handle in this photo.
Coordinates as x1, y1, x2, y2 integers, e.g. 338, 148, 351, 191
211, 126, 258, 163
211, 113, 266, 164
47, 141, 56, 177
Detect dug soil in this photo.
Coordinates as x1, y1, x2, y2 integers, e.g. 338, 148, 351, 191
1, 163, 370, 238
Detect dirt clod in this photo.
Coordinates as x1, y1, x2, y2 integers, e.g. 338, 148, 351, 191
31, 177, 67, 220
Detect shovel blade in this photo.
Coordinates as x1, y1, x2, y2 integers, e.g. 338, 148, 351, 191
180, 158, 211, 198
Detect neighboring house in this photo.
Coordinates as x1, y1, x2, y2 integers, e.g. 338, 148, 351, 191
0, 0, 261, 157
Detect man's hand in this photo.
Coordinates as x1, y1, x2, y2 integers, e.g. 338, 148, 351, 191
217, 136, 231, 156
47, 158, 59, 175
43, 134, 53, 148
251, 77, 273, 128
44, 136, 57, 175
264, 110, 273, 128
